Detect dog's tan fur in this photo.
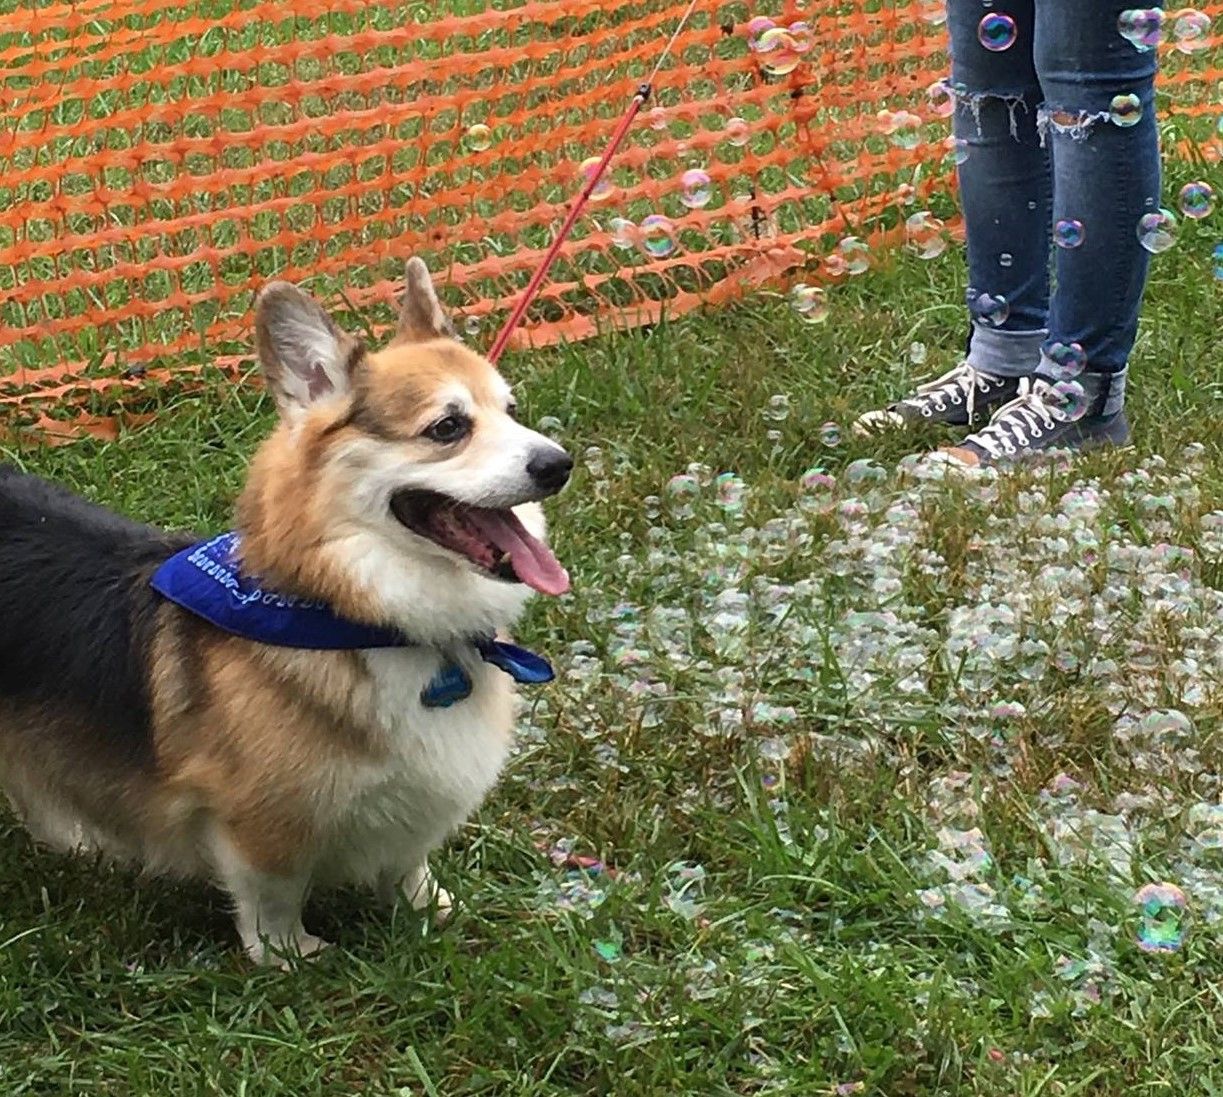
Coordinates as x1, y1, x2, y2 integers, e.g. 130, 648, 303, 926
0, 260, 568, 964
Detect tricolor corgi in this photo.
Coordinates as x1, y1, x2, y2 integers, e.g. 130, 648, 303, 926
0, 259, 572, 965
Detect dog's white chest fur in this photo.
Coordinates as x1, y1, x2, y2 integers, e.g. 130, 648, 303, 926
312, 647, 516, 886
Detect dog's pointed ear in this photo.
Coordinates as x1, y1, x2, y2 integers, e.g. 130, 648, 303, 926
395, 257, 456, 343
254, 282, 362, 418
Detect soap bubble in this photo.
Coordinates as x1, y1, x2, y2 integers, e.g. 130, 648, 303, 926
1178, 182, 1215, 220
835, 236, 870, 276
725, 117, 751, 147
764, 394, 791, 422
917, 1, 947, 26
640, 214, 678, 258
1172, 8, 1212, 53
715, 472, 746, 512
665, 473, 700, 499
820, 422, 842, 447
465, 124, 493, 152
1109, 93, 1143, 127
1046, 341, 1087, 382
906, 211, 948, 260
1049, 380, 1089, 422
799, 468, 837, 493
1214, 242, 1223, 281
790, 283, 828, 324
978, 13, 1018, 51
756, 27, 801, 76
943, 136, 970, 167
788, 21, 815, 53
538, 415, 564, 438
1136, 209, 1178, 254
927, 79, 956, 118
610, 217, 638, 250
580, 156, 615, 201
974, 293, 1010, 328
886, 110, 924, 150
1054, 219, 1086, 249
745, 15, 776, 50
1133, 882, 1189, 953
1118, 8, 1164, 50
462, 315, 481, 336
679, 168, 714, 210
648, 106, 668, 131
845, 459, 887, 486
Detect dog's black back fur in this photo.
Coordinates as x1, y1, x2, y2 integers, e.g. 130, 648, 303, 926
0, 466, 195, 768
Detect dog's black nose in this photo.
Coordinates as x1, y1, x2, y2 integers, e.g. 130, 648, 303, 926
527, 448, 573, 494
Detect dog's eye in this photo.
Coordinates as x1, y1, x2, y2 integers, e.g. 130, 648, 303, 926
506, 402, 518, 420
424, 414, 470, 444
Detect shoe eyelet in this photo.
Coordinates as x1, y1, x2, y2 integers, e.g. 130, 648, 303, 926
922, 407, 933, 418
933, 402, 946, 413
950, 393, 962, 405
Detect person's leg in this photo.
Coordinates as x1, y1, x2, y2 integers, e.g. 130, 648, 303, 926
952, 0, 1050, 372
943, 0, 1161, 466
856, 0, 1046, 434
1036, 0, 1160, 390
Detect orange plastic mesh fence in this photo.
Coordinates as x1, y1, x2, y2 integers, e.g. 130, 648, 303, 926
0, 1, 1220, 439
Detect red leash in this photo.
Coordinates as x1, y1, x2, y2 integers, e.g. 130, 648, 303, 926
487, 87, 650, 363
486, 0, 702, 364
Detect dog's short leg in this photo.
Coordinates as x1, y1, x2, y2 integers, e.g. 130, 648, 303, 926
377, 861, 454, 923
210, 830, 326, 967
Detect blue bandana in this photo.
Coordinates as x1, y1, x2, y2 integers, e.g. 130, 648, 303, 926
150, 533, 554, 708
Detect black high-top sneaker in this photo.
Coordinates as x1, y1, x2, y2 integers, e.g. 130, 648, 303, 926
938, 371, 1131, 468
853, 362, 1026, 435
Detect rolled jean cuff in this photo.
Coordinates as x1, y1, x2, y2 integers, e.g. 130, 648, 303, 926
964, 323, 1045, 378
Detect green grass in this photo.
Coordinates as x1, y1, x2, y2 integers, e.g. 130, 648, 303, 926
2, 230, 1222, 1095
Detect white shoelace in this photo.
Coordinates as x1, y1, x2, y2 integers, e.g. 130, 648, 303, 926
961, 380, 1069, 459
901, 362, 1007, 423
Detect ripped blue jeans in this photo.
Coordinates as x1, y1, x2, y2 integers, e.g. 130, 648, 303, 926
949, 0, 1162, 395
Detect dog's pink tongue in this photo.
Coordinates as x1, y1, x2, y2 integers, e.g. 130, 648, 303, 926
467, 508, 570, 596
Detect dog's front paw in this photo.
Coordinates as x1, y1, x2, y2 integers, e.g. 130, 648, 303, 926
394, 866, 454, 924
428, 885, 454, 925
247, 932, 333, 969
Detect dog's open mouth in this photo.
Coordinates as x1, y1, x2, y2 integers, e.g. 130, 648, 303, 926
389, 489, 570, 596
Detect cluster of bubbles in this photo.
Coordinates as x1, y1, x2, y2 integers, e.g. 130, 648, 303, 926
1047, 183, 1213, 261
537, 440, 1223, 957
745, 16, 814, 77
1119, 8, 1212, 53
